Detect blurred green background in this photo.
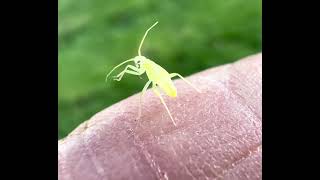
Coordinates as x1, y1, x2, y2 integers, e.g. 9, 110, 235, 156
58, 0, 262, 139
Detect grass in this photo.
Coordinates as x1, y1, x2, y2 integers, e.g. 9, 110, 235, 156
58, 0, 262, 139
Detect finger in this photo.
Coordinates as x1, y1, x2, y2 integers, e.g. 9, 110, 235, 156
59, 53, 262, 180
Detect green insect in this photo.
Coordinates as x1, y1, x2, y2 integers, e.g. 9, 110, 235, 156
106, 21, 200, 126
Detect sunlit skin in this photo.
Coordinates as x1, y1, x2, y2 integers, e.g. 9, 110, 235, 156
106, 21, 200, 126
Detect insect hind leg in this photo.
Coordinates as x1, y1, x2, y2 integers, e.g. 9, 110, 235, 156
170, 73, 201, 93
152, 84, 177, 126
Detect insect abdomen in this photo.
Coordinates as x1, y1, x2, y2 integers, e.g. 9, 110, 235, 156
157, 80, 177, 97
143, 60, 177, 97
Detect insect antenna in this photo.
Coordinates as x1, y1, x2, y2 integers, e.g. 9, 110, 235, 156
138, 21, 158, 56
105, 58, 135, 82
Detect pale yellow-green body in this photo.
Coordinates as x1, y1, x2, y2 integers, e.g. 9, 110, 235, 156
106, 21, 200, 126
141, 58, 177, 97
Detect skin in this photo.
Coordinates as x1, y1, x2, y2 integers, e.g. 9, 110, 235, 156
58, 53, 262, 180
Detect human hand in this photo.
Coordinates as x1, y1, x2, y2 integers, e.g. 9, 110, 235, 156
58, 53, 262, 180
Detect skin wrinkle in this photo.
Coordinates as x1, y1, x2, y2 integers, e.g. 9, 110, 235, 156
192, 144, 218, 179
80, 132, 105, 179
144, 133, 201, 180
211, 76, 261, 129
172, 137, 198, 180
169, 143, 197, 179
69, 133, 102, 180
201, 137, 222, 170
201, 130, 256, 164
187, 132, 221, 179
217, 94, 260, 133
184, 138, 208, 179
159, 136, 195, 179
180, 160, 197, 180
122, 127, 159, 179
216, 144, 262, 180
58, 53, 262, 180
185, 149, 202, 180
126, 132, 153, 180
131, 127, 163, 179
229, 57, 262, 118
59, 136, 90, 180
226, 70, 262, 121
127, 141, 141, 180
203, 161, 218, 179
121, 138, 146, 179
58, 150, 74, 180
137, 134, 198, 180
72, 116, 152, 179
202, 110, 258, 144
210, 144, 256, 180
140, 145, 167, 180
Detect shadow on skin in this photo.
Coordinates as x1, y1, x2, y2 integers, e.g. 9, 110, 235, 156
58, 53, 262, 180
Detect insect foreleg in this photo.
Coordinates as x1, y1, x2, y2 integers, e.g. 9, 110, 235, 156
170, 73, 201, 93
152, 84, 177, 126
138, 80, 152, 119
113, 65, 144, 81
